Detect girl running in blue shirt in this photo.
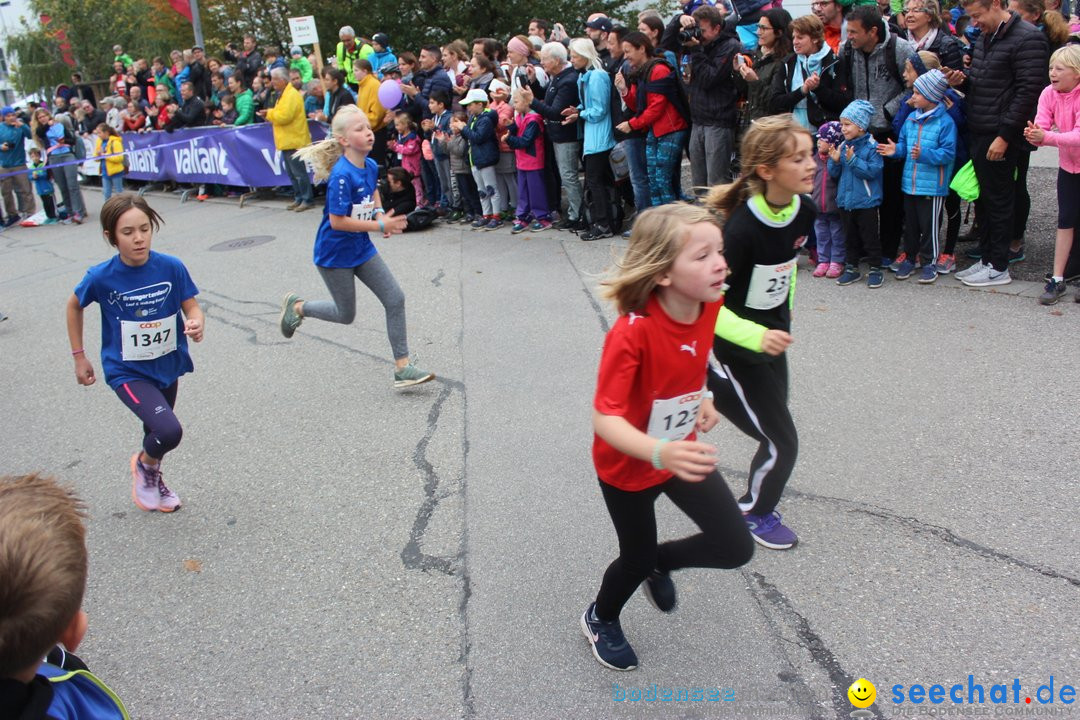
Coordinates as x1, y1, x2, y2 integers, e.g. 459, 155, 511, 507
279, 105, 435, 389
66, 193, 204, 513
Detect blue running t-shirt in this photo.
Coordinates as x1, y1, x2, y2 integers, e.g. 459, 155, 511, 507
74, 251, 199, 390
314, 155, 380, 268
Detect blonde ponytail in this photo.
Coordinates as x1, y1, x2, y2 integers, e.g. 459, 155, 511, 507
295, 105, 364, 182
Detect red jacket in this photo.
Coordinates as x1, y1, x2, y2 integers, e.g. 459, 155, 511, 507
623, 62, 689, 138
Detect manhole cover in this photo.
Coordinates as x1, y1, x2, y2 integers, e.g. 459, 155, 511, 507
209, 235, 275, 252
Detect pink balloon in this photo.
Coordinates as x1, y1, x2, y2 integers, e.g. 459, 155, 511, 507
377, 79, 402, 108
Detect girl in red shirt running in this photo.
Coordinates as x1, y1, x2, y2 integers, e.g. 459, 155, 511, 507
582, 203, 755, 672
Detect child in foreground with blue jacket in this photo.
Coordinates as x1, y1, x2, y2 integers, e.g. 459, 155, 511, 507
829, 99, 885, 289
878, 69, 957, 285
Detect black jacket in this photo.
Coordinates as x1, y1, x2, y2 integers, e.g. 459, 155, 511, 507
187, 60, 211, 100
234, 50, 263, 87
900, 28, 966, 72
687, 26, 742, 127
963, 12, 1049, 142
529, 64, 581, 143
769, 51, 850, 128
79, 109, 107, 135
165, 95, 206, 131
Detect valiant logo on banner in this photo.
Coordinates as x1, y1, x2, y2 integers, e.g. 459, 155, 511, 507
120, 122, 327, 187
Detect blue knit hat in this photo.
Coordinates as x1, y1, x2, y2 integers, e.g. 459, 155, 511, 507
913, 68, 948, 105
909, 52, 929, 77
0, 106, 14, 117
840, 99, 874, 131
818, 121, 843, 147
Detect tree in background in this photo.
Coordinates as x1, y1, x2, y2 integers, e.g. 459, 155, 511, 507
7, 0, 650, 98
6, 0, 195, 96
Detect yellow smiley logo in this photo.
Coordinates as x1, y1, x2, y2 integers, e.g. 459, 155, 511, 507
848, 678, 876, 709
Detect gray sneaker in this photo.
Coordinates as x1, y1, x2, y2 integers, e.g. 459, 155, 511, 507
280, 292, 303, 338
394, 362, 435, 389
961, 265, 1011, 287
1039, 279, 1067, 305
955, 261, 987, 280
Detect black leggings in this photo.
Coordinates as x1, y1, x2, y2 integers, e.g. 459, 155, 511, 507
114, 380, 181, 461
707, 356, 798, 516
594, 471, 754, 621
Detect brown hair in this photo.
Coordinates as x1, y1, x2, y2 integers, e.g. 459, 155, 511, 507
601, 203, 722, 315
99, 193, 165, 247
0, 473, 87, 677
706, 114, 812, 218
790, 14, 826, 45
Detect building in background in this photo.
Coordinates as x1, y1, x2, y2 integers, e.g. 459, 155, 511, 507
0, 0, 36, 105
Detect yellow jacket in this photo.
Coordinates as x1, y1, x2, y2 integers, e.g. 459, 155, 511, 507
356, 73, 388, 132
265, 84, 311, 151
94, 134, 124, 177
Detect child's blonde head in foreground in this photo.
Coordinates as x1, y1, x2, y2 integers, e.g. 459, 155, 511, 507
602, 203, 722, 316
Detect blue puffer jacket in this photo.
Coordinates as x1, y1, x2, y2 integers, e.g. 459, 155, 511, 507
891, 102, 957, 197
459, 109, 499, 169
577, 68, 614, 156
828, 132, 883, 210
892, 88, 968, 172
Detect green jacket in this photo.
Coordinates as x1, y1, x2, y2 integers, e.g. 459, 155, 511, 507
234, 89, 254, 126
290, 57, 313, 84
336, 41, 374, 85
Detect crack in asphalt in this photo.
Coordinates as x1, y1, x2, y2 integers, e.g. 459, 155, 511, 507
714, 464, 1080, 589
783, 488, 1080, 589
560, 237, 611, 334
746, 571, 880, 720
200, 275, 475, 718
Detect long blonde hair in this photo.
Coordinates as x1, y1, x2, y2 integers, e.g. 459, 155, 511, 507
601, 203, 721, 315
706, 114, 811, 219
295, 104, 364, 182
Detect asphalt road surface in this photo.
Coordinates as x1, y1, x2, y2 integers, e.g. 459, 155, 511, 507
2, 179, 1077, 720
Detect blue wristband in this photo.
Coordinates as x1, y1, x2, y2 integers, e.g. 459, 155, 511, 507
651, 438, 669, 470
377, 218, 386, 234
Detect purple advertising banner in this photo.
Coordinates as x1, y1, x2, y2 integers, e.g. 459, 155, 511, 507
121, 121, 327, 187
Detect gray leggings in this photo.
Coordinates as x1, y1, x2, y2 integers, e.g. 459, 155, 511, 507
48, 153, 86, 218
302, 254, 409, 359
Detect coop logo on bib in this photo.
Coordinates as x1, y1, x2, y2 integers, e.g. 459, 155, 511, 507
107, 281, 173, 318
744, 261, 795, 311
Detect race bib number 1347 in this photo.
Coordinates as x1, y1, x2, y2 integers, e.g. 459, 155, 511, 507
121, 313, 177, 361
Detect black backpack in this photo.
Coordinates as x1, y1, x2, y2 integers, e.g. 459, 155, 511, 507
582, 185, 625, 234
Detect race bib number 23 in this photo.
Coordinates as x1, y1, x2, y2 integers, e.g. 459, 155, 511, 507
745, 260, 795, 310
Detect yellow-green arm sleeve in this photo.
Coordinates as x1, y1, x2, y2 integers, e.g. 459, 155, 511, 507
789, 267, 797, 310
714, 306, 766, 353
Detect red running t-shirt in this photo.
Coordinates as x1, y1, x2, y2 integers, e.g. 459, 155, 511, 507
592, 294, 724, 492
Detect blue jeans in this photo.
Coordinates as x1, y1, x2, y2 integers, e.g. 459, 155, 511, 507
102, 172, 125, 199
622, 136, 651, 212
282, 150, 313, 204
420, 157, 440, 207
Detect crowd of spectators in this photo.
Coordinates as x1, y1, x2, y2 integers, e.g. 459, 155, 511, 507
2, 0, 1080, 292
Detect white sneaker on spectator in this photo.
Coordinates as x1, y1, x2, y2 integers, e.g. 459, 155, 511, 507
955, 261, 986, 280
960, 265, 1011, 287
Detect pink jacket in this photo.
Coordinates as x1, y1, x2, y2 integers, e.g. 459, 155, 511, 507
1034, 83, 1080, 174
490, 99, 513, 153
392, 132, 422, 175
509, 112, 544, 172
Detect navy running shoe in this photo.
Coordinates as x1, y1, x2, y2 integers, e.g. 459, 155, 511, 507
836, 266, 862, 286
642, 571, 677, 612
580, 602, 638, 671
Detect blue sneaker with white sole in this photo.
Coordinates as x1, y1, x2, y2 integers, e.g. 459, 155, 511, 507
745, 511, 798, 550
